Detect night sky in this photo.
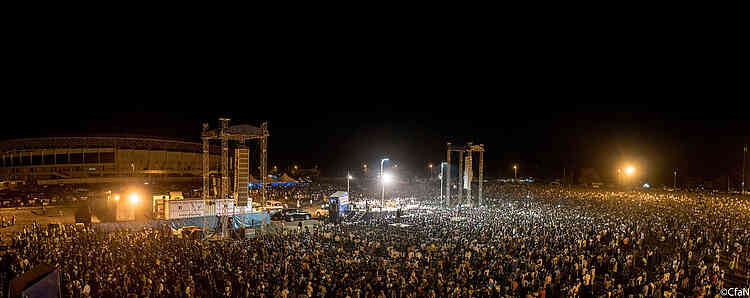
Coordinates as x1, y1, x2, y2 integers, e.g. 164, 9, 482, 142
1, 103, 747, 186
3, 39, 748, 186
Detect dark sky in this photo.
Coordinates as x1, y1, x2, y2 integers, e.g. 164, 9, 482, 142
1, 103, 747, 186
3, 32, 748, 185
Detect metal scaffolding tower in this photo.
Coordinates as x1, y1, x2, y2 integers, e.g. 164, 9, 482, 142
260, 122, 268, 208
446, 142, 485, 207
220, 118, 230, 200
201, 119, 269, 234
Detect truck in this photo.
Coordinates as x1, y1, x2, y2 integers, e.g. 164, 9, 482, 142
327, 191, 350, 223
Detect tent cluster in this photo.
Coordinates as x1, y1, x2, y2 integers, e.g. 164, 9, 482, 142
248, 173, 308, 187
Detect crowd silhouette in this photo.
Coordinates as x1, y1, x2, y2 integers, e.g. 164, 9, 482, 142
2, 182, 749, 297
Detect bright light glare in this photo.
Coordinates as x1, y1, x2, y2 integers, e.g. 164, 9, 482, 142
114, 195, 120, 201
129, 193, 140, 205
347, 175, 353, 180
625, 166, 635, 175
382, 173, 393, 183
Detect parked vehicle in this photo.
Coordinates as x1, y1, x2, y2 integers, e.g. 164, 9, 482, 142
272, 208, 311, 222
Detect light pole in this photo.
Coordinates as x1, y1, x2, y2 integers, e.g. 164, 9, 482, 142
743, 145, 747, 194
624, 166, 635, 188
347, 171, 352, 194
674, 169, 677, 189
440, 162, 446, 206
381, 158, 389, 206
382, 172, 392, 209
513, 165, 518, 181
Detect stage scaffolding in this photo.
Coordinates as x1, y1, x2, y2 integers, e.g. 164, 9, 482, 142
201, 118, 269, 234
446, 142, 485, 207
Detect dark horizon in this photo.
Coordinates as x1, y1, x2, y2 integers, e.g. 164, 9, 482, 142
1, 104, 747, 187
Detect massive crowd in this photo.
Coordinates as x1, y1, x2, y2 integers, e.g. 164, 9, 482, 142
2, 181, 749, 297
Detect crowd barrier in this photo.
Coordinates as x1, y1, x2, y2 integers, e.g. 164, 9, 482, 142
93, 212, 270, 232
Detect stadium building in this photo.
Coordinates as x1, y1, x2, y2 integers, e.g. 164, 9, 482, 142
0, 136, 221, 185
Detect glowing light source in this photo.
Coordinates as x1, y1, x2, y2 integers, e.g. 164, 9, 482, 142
382, 173, 393, 184
129, 193, 140, 205
114, 195, 120, 201
625, 166, 635, 176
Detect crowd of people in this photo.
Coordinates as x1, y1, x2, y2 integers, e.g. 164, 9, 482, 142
2, 181, 749, 297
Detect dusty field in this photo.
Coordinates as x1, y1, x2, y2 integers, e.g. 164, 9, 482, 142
0, 206, 77, 244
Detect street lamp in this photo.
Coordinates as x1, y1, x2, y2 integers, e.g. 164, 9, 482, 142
513, 165, 518, 180
625, 166, 635, 176
382, 172, 393, 207
674, 169, 677, 189
440, 162, 447, 205
347, 171, 352, 194
381, 158, 389, 206
428, 163, 433, 179
129, 193, 140, 205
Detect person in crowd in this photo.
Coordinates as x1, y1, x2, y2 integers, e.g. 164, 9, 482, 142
3, 181, 749, 297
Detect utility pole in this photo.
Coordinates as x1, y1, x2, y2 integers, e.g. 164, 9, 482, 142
440, 162, 445, 206
743, 145, 747, 194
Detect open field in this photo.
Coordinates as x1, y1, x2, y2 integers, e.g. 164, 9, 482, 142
0, 206, 78, 243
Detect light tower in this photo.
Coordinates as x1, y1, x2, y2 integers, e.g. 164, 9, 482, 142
201, 118, 269, 234
446, 142, 485, 207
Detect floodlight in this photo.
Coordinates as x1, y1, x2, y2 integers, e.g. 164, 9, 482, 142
625, 166, 635, 176
129, 193, 140, 205
382, 173, 393, 183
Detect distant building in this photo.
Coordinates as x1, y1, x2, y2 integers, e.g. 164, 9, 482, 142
0, 136, 220, 185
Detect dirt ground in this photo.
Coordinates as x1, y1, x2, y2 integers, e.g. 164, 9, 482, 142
0, 206, 78, 244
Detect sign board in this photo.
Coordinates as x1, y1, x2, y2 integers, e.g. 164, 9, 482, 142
167, 200, 205, 219
163, 199, 258, 220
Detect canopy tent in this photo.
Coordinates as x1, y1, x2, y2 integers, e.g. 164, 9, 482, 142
279, 173, 297, 182
249, 173, 305, 187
